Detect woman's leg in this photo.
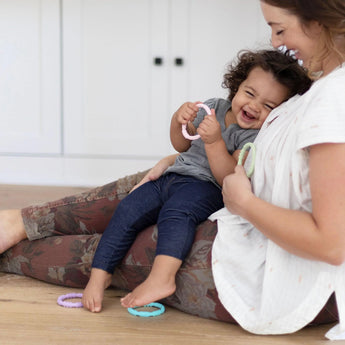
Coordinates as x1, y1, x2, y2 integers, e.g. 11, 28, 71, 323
0, 171, 148, 253
0, 171, 235, 322
0, 222, 337, 326
121, 176, 224, 308
0, 210, 26, 253
0, 171, 337, 326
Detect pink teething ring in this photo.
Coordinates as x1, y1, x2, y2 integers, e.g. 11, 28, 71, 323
182, 103, 212, 140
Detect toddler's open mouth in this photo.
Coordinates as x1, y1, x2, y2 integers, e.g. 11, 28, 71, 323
243, 110, 255, 120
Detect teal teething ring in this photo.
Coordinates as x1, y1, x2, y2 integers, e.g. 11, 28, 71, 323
238, 142, 256, 178
128, 302, 165, 317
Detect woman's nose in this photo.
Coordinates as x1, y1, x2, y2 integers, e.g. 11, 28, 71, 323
271, 34, 282, 49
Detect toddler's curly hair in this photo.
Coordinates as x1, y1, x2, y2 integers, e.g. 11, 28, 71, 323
223, 49, 312, 102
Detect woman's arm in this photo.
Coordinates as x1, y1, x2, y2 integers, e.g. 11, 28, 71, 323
222, 143, 345, 265
130, 153, 179, 192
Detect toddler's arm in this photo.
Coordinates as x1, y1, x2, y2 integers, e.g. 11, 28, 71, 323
130, 153, 179, 192
170, 102, 200, 152
198, 111, 237, 186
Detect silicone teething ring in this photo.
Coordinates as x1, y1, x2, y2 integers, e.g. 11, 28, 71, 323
182, 103, 212, 140
128, 302, 165, 317
57, 293, 83, 308
237, 142, 256, 178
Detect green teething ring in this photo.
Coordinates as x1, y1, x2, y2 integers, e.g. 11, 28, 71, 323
237, 142, 256, 178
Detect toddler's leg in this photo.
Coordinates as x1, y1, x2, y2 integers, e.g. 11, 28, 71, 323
121, 176, 223, 308
121, 255, 181, 308
84, 179, 164, 312
82, 268, 112, 312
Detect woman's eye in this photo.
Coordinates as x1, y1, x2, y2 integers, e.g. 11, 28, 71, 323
276, 30, 284, 35
245, 91, 254, 97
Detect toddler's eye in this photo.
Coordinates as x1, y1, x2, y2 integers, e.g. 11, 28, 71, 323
264, 104, 274, 110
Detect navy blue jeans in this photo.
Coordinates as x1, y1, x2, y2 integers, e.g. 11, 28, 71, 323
92, 173, 224, 273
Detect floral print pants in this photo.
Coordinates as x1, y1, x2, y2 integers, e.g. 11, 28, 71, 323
0, 171, 338, 326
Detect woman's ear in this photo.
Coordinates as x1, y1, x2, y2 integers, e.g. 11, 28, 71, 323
308, 20, 324, 36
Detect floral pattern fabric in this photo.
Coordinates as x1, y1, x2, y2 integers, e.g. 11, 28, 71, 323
0, 171, 338, 325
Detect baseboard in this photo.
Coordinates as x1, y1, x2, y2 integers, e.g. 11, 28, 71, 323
0, 155, 162, 187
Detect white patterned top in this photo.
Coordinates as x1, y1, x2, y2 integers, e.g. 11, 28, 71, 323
210, 64, 345, 340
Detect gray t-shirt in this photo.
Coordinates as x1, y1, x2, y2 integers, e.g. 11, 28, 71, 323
166, 98, 258, 187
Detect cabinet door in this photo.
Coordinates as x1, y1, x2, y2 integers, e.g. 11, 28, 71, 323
63, 0, 171, 157
63, 0, 269, 158
169, 0, 270, 113
0, 0, 61, 154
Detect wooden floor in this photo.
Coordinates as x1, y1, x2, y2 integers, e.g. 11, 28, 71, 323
0, 184, 341, 344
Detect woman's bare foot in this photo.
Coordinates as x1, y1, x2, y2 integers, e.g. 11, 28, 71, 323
121, 254, 181, 308
0, 209, 27, 254
82, 268, 112, 313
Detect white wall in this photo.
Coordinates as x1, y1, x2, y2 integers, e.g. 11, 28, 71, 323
0, 0, 270, 186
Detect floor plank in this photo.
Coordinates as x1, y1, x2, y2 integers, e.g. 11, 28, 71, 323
0, 184, 341, 344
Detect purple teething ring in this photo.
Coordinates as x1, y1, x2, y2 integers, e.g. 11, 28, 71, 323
182, 103, 212, 140
57, 293, 83, 308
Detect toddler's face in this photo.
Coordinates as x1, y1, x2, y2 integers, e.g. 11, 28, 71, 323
231, 67, 289, 129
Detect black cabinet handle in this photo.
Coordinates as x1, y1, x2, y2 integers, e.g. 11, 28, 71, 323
153, 57, 163, 65
154, 57, 184, 66
175, 57, 184, 66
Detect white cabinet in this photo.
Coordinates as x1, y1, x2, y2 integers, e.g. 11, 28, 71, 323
0, 0, 61, 154
0, 0, 269, 186
63, 0, 171, 156
63, 0, 269, 157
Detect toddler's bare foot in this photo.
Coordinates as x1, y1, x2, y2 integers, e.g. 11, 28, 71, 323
121, 275, 176, 308
82, 268, 112, 313
0, 209, 27, 254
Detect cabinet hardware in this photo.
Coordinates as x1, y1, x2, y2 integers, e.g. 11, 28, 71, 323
153, 57, 163, 65
175, 57, 184, 66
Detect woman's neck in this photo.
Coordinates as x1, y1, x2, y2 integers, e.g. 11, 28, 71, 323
320, 37, 345, 77
321, 55, 345, 76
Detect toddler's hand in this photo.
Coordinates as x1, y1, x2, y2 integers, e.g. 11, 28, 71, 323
197, 110, 222, 144
174, 102, 200, 125
130, 154, 178, 193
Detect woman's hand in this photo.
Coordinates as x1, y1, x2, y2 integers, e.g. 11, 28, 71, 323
130, 154, 179, 193
222, 165, 253, 217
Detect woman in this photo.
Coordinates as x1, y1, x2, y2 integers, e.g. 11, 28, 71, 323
0, 0, 344, 339
210, 0, 345, 339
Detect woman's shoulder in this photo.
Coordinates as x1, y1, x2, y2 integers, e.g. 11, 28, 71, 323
313, 65, 345, 93
298, 65, 345, 112
296, 65, 345, 148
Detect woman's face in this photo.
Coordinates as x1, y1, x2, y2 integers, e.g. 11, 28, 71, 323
260, 1, 322, 70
